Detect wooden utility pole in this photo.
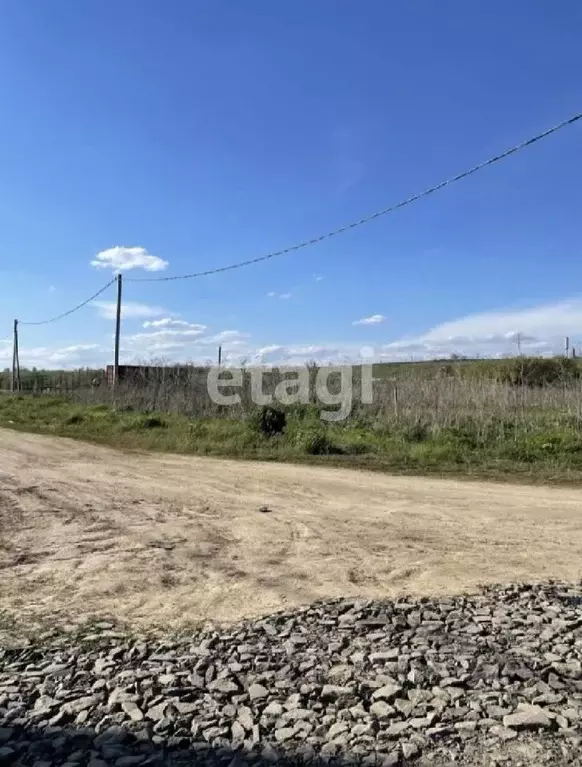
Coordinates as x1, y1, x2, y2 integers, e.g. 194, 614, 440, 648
113, 273, 123, 388
11, 319, 20, 392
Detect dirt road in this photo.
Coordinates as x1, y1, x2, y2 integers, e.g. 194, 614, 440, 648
1, 428, 581, 639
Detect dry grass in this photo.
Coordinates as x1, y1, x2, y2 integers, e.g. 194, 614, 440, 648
73, 360, 582, 438
3, 357, 582, 483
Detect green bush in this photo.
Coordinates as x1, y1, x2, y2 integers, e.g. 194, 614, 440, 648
496, 357, 580, 387
442, 418, 482, 449
284, 403, 322, 422
65, 412, 84, 425
409, 441, 466, 465
123, 414, 167, 430
341, 438, 374, 455
250, 406, 286, 437
402, 420, 430, 443
295, 427, 341, 455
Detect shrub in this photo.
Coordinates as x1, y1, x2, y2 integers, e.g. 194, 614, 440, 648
342, 438, 374, 455
295, 427, 341, 455
140, 415, 166, 429
496, 357, 581, 387
250, 406, 286, 437
123, 414, 167, 430
284, 403, 321, 422
65, 412, 84, 425
442, 418, 481, 449
402, 420, 430, 443
89, 404, 110, 413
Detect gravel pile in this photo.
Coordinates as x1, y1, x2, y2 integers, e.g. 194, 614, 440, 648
1, 582, 582, 766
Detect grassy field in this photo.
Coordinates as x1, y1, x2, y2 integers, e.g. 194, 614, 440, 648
3, 356, 582, 484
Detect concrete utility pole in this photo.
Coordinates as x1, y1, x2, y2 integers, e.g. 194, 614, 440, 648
11, 319, 20, 392
113, 273, 123, 388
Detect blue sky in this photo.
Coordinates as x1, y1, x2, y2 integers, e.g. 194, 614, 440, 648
1, 0, 581, 369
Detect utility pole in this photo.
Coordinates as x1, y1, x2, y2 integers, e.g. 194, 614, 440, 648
218, 345, 222, 367
11, 319, 20, 393
113, 273, 123, 388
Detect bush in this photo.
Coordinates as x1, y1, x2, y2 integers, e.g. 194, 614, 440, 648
409, 441, 466, 465
402, 420, 430, 443
295, 427, 341, 455
123, 414, 167, 430
65, 412, 84, 425
442, 418, 482, 449
141, 416, 166, 429
496, 357, 581, 387
284, 403, 322, 422
342, 438, 374, 455
250, 406, 286, 437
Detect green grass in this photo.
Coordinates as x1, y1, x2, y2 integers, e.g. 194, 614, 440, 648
4, 394, 582, 485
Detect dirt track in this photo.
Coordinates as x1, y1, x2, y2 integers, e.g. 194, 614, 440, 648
1, 428, 581, 638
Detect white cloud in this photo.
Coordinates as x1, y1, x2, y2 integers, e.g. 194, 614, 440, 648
2, 343, 107, 370
374, 298, 582, 361
353, 314, 386, 326
267, 291, 292, 300
314, 274, 324, 282
142, 318, 206, 331
123, 327, 252, 360
94, 301, 169, 320
91, 246, 168, 272
254, 345, 285, 364
127, 329, 207, 344
208, 330, 250, 342
422, 299, 582, 342
10, 297, 582, 371
44, 344, 102, 363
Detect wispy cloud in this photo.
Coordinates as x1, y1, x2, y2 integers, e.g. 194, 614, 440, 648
2, 343, 107, 369
13, 297, 582, 370
142, 318, 206, 331
267, 291, 292, 300
94, 301, 169, 320
377, 298, 582, 360
313, 274, 324, 282
91, 246, 168, 272
353, 314, 386, 326
421, 299, 582, 342
123, 326, 252, 360
128, 329, 207, 343
210, 330, 250, 341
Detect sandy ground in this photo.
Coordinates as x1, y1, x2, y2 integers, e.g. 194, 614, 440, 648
1, 428, 582, 640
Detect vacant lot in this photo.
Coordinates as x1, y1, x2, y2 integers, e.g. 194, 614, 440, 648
1, 428, 582, 642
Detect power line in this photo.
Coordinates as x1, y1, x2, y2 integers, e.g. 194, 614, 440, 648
125, 110, 582, 283
19, 278, 116, 326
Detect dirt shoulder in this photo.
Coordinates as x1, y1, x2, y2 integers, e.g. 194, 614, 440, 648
1, 428, 581, 642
